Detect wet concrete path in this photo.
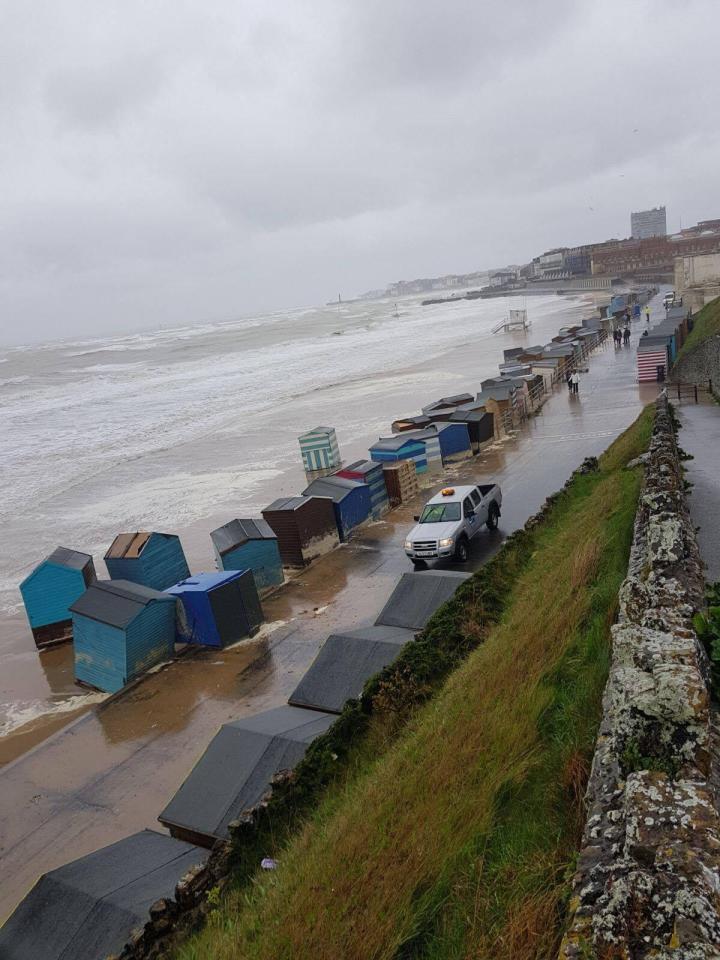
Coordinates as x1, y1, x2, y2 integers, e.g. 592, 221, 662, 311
0, 318, 660, 922
677, 401, 720, 582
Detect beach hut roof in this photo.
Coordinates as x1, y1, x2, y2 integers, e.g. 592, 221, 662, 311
289, 625, 413, 713
477, 384, 514, 402
46, 547, 92, 570
340, 459, 381, 476
298, 425, 335, 439
371, 435, 421, 452
375, 570, 469, 631
264, 496, 311, 512
210, 518, 276, 556
104, 531, 181, 561
302, 476, 365, 503
449, 409, 487, 422
70, 579, 172, 629
0, 830, 207, 960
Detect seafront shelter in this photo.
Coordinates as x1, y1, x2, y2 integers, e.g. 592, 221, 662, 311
209, 518, 283, 590
70, 579, 176, 693
262, 495, 339, 566
19, 547, 96, 649
298, 426, 341, 472
166, 571, 263, 647
158, 706, 335, 847
0, 830, 208, 960
335, 459, 390, 517
104, 531, 190, 591
302, 475, 372, 542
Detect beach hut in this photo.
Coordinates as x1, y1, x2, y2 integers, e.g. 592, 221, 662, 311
431, 421, 472, 462
166, 571, 263, 647
302, 475, 372, 542
370, 434, 428, 474
159, 706, 335, 847
447, 409, 494, 453
104, 531, 189, 591
402, 429, 443, 473
530, 358, 560, 389
421, 393, 474, 415
0, 830, 208, 960
335, 459, 390, 517
391, 414, 432, 433
19, 547, 96, 649
375, 571, 470, 631
298, 426, 341, 472
209, 518, 283, 590
262, 496, 339, 567
637, 339, 669, 382
70, 579, 177, 693
382, 460, 419, 506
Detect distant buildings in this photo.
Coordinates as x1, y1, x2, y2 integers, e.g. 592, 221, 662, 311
631, 206, 667, 239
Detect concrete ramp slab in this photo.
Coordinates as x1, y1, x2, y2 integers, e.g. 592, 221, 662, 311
288, 625, 414, 713
0, 830, 207, 960
375, 570, 469, 631
158, 706, 334, 846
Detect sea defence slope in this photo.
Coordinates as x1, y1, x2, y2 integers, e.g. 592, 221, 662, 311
560, 395, 720, 958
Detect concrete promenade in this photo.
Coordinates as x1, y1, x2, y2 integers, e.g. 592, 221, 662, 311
678, 401, 720, 582
0, 306, 661, 922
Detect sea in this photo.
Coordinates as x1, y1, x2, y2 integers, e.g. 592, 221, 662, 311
0, 290, 602, 748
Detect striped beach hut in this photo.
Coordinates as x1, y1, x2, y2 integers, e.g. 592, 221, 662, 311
302, 476, 372, 542
370, 434, 428, 474
19, 547, 97, 649
298, 426, 341, 472
210, 518, 283, 590
637, 340, 669, 382
104, 532, 190, 592
166, 571, 263, 647
70, 580, 177, 693
335, 459, 389, 517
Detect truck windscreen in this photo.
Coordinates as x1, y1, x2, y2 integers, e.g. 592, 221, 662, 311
419, 503, 461, 523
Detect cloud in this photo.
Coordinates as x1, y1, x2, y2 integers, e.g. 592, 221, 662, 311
0, 0, 719, 343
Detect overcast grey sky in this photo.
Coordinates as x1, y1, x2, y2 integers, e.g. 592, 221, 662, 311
1, 0, 719, 343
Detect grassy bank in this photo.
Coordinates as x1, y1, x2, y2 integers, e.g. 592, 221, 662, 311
176, 408, 653, 960
677, 294, 720, 359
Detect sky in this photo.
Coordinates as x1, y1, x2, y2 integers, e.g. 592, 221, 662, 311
1, 0, 719, 344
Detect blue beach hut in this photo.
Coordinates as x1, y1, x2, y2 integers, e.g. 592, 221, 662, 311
431, 422, 472, 463
70, 579, 177, 693
166, 571, 263, 647
301, 476, 372, 542
19, 547, 97, 649
369, 434, 428, 474
104, 531, 190, 591
335, 460, 389, 518
209, 518, 283, 590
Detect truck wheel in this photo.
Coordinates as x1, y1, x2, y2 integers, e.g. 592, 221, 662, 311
411, 559, 427, 569
486, 504, 500, 530
454, 538, 469, 563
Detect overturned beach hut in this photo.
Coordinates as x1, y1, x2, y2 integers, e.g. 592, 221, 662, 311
301, 475, 372, 542
298, 426, 341, 472
382, 459, 419, 506
375, 570, 469, 631
210, 518, 283, 590
19, 547, 96, 649
104, 531, 189, 591
288, 624, 414, 713
422, 393, 474, 415
262, 496, 339, 567
70, 579, 177, 693
166, 571, 263, 647
0, 830, 207, 960
431, 421, 472, 462
335, 459, 389, 517
159, 706, 334, 847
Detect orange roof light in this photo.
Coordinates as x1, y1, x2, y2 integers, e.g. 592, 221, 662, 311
441, 488, 455, 496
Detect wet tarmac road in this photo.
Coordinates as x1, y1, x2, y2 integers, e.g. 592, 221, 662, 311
677, 401, 720, 582
0, 320, 661, 922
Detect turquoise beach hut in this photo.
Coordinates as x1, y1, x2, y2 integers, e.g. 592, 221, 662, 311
19, 547, 97, 649
104, 531, 190, 591
209, 519, 283, 590
298, 426, 341, 472
70, 579, 177, 693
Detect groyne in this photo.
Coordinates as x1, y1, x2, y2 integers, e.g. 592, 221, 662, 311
560, 395, 720, 958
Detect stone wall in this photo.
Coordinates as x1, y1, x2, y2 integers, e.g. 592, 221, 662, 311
560, 396, 720, 959
670, 335, 720, 395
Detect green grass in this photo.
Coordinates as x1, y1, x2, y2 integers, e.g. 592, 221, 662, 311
676, 294, 720, 360
176, 407, 654, 960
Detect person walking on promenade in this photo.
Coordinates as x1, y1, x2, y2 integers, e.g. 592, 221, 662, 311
623, 326, 630, 345
645, 306, 651, 324
571, 370, 580, 394
566, 370, 573, 391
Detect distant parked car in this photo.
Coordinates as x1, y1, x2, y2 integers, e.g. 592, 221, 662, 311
403, 483, 502, 566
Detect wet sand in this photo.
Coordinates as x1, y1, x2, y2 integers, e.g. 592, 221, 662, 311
0, 312, 662, 922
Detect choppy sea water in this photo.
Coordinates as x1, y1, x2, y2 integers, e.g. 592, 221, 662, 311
0, 291, 597, 737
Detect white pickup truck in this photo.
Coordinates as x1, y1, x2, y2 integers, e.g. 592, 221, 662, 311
403, 483, 502, 566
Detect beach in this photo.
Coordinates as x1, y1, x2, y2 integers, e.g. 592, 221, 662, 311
0, 289, 607, 759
